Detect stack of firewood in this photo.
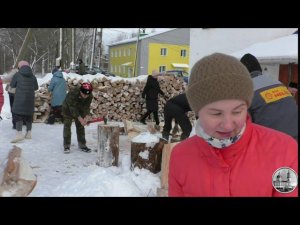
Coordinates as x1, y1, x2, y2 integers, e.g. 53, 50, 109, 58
33, 75, 195, 122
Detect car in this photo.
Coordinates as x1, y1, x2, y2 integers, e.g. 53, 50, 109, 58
159, 70, 189, 83
75, 65, 106, 75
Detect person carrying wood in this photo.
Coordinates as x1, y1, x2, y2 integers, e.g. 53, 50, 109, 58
62, 82, 93, 153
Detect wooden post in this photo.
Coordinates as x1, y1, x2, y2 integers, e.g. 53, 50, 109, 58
97, 124, 120, 167
157, 142, 179, 197
131, 134, 165, 174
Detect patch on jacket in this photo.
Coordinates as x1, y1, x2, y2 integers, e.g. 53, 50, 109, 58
260, 86, 292, 104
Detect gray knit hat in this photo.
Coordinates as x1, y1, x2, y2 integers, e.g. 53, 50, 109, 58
186, 53, 254, 114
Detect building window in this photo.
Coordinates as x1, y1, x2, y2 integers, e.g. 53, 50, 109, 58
111, 65, 113, 72
160, 48, 167, 56
111, 51, 113, 57
124, 49, 126, 57
181, 49, 187, 57
159, 66, 166, 72
128, 48, 131, 56
115, 65, 117, 73
119, 49, 122, 57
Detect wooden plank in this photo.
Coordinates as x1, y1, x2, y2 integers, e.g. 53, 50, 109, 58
160, 142, 179, 190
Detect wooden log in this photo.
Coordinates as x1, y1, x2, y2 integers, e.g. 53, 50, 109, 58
160, 142, 179, 190
97, 124, 120, 167
131, 134, 165, 174
0, 145, 37, 197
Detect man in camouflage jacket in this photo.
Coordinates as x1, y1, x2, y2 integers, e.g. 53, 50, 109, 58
62, 83, 93, 153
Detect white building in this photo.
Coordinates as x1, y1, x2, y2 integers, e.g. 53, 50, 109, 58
189, 28, 297, 70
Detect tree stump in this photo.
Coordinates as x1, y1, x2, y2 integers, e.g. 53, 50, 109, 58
131, 133, 165, 174
97, 124, 120, 167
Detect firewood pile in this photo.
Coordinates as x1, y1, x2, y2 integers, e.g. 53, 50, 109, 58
33, 75, 195, 123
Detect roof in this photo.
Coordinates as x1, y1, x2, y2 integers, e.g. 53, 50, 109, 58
231, 34, 298, 64
108, 29, 176, 47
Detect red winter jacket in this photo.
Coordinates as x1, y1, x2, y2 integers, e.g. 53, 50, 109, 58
169, 116, 298, 197
0, 78, 4, 113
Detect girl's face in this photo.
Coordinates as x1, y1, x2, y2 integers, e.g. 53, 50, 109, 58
198, 99, 248, 139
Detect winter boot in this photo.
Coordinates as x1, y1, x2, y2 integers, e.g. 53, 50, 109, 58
64, 146, 70, 154
11, 131, 25, 143
81, 146, 91, 153
25, 130, 32, 139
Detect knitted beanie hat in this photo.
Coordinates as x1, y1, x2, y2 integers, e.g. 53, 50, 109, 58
186, 53, 254, 114
240, 53, 262, 73
18, 60, 30, 69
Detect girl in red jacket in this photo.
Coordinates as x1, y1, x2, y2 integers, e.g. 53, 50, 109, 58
169, 53, 298, 197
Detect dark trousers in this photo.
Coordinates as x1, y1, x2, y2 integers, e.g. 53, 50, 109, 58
14, 114, 33, 132
47, 106, 63, 124
9, 94, 16, 128
63, 116, 86, 148
163, 104, 192, 141
140, 110, 159, 125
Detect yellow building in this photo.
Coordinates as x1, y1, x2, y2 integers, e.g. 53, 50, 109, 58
108, 28, 190, 77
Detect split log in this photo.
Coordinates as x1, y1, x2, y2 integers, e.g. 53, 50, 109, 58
157, 142, 179, 197
34, 75, 195, 123
0, 145, 37, 197
131, 133, 165, 174
97, 124, 120, 167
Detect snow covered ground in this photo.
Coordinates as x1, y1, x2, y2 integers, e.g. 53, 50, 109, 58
0, 73, 161, 197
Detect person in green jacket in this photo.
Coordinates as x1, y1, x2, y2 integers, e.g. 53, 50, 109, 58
62, 82, 93, 153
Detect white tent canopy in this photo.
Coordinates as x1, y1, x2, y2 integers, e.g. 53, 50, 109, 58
231, 34, 298, 64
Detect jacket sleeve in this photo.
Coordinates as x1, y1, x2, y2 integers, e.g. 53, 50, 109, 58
142, 83, 148, 98
10, 73, 17, 88
82, 94, 93, 117
168, 149, 184, 196
33, 77, 38, 91
48, 77, 56, 92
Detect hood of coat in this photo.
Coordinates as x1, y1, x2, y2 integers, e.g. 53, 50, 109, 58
18, 65, 34, 77
53, 71, 64, 78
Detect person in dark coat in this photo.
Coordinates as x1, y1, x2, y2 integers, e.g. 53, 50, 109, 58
10, 61, 38, 143
78, 59, 86, 75
240, 53, 298, 141
162, 93, 192, 142
62, 82, 93, 153
47, 68, 67, 124
140, 70, 165, 127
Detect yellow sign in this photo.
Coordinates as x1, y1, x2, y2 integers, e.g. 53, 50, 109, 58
260, 86, 292, 103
